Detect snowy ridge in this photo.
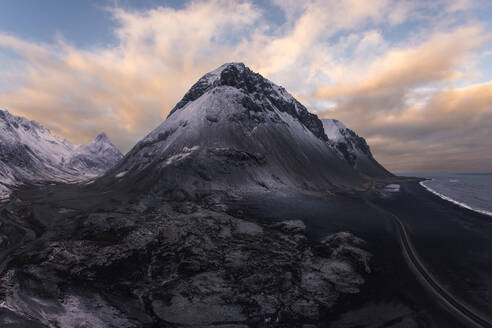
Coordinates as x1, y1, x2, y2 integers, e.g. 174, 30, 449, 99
322, 119, 392, 178
0, 110, 123, 197
168, 62, 327, 141
69, 132, 123, 174
322, 119, 347, 142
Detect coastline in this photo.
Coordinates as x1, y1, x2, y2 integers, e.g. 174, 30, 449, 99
373, 180, 492, 324
419, 180, 492, 217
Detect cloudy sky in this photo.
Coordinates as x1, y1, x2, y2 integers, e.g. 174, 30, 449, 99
0, 0, 491, 173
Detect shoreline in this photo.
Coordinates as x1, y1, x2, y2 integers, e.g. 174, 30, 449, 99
419, 180, 492, 217
367, 197, 492, 328
374, 180, 492, 324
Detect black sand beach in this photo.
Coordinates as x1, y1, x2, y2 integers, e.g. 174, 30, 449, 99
1, 180, 490, 327
371, 181, 492, 324
231, 180, 492, 327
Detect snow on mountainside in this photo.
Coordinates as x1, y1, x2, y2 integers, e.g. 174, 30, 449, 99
168, 63, 327, 141
100, 63, 375, 195
0, 110, 123, 198
322, 119, 392, 178
322, 119, 347, 142
69, 132, 124, 173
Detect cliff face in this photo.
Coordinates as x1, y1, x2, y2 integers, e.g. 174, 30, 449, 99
322, 119, 392, 178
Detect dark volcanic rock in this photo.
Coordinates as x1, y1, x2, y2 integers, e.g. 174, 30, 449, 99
0, 196, 370, 327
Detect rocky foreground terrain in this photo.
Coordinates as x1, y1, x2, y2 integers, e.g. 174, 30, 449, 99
0, 189, 370, 327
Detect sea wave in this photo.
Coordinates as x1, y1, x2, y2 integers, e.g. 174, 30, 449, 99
419, 181, 492, 217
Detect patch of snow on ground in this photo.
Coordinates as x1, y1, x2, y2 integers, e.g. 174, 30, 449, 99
384, 184, 400, 192
55, 295, 137, 328
165, 146, 200, 165
0, 184, 10, 200
115, 171, 128, 178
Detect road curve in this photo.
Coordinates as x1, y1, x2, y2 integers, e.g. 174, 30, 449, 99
367, 200, 492, 328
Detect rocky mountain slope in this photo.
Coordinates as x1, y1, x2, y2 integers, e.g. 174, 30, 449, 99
100, 63, 382, 198
322, 119, 392, 178
0, 110, 122, 198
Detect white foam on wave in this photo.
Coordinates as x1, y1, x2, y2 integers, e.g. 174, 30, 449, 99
419, 180, 492, 217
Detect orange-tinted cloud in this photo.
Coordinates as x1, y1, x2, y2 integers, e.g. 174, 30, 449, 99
315, 27, 484, 100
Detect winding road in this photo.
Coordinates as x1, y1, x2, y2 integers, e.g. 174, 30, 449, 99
367, 200, 492, 328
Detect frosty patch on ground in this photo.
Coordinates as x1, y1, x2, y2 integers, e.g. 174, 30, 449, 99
384, 184, 400, 192
115, 171, 128, 178
165, 146, 200, 165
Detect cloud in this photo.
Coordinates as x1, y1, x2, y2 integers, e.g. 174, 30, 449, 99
0, 0, 490, 173
315, 26, 484, 101
427, 81, 492, 114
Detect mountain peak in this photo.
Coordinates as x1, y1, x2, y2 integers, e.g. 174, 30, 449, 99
167, 62, 327, 141
209, 62, 246, 75
81, 132, 122, 159
0, 108, 13, 117
0, 109, 58, 142
95, 132, 110, 143
0, 109, 28, 125
167, 62, 251, 117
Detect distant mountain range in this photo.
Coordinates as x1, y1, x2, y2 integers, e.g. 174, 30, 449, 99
0, 110, 122, 198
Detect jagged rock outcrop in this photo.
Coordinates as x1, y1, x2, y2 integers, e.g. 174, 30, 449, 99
322, 119, 392, 178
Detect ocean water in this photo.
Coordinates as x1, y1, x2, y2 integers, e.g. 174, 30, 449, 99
405, 173, 492, 217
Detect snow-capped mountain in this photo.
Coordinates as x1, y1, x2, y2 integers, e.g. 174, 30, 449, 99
101, 63, 382, 195
68, 132, 123, 174
322, 119, 392, 178
0, 110, 122, 198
